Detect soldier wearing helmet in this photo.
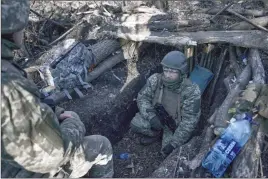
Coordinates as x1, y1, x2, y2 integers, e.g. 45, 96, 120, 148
1, 0, 113, 178
130, 51, 201, 157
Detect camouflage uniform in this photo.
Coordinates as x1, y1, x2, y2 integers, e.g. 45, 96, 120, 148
1, 0, 113, 178
131, 73, 201, 149
131, 51, 201, 151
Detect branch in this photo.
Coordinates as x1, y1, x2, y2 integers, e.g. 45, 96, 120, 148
249, 49, 266, 84
229, 16, 268, 30
105, 30, 268, 50
210, 2, 234, 23
49, 21, 84, 46
30, 9, 66, 29
227, 9, 268, 33
214, 64, 252, 128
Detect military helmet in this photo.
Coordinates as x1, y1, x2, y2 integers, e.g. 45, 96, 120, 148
1, 0, 30, 34
161, 51, 188, 74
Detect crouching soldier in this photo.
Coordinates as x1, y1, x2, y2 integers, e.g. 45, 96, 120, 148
130, 51, 201, 157
1, 0, 113, 177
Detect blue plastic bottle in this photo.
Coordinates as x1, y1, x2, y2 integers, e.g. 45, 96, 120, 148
119, 153, 130, 160
202, 113, 253, 178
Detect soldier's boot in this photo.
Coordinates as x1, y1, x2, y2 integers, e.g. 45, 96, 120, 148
140, 133, 161, 146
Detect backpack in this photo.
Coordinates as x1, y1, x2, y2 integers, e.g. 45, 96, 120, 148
38, 39, 96, 95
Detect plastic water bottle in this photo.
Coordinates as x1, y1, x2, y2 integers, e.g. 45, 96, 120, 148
202, 113, 253, 178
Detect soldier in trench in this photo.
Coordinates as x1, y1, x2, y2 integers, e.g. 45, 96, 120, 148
130, 51, 201, 157
1, 0, 113, 177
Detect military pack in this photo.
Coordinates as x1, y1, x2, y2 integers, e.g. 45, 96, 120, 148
37, 39, 96, 96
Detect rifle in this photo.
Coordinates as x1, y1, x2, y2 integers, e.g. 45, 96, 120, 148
147, 103, 177, 133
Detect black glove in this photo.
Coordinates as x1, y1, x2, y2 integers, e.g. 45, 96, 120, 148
150, 116, 163, 131
161, 143, 175, 157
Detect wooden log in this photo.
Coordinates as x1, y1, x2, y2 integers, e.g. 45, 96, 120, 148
206, 8, 267, 17
229, 16, 268, 30
123, 5, 166, 14
248, 49, 266, 84
226, 10, 268, 33
214, 64, 252, 128
92, 40, 121, 65
231, 121, 264, 178
231, 48, 266, 178
229, 45, 242, 77
187, 126, 216, 171
114, 11, 212, 32
106, 30, 268, 50
137, 20, 209, 32
86, 52, 125, 82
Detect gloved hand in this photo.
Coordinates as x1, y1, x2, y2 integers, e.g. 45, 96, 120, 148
150, 116, 163, 131
161, 143, 175, 157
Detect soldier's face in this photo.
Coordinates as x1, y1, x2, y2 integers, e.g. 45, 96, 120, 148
163, 67, 180, 81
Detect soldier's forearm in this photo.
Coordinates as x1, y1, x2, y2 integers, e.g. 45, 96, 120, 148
60, 114, 86, 150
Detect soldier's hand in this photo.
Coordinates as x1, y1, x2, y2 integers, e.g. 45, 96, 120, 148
59, 111, 73, 121
150, 116, 163, 131
161, 143, 175, 157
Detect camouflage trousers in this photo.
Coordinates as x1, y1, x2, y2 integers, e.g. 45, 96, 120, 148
130, 112, 174, 149
1, 135, 114, 178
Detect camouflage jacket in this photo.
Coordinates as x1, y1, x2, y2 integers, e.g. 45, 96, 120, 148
137, 73, 201, 147
1, 39, 86, 175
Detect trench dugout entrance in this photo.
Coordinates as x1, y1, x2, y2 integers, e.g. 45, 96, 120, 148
59, 42, 228, 178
